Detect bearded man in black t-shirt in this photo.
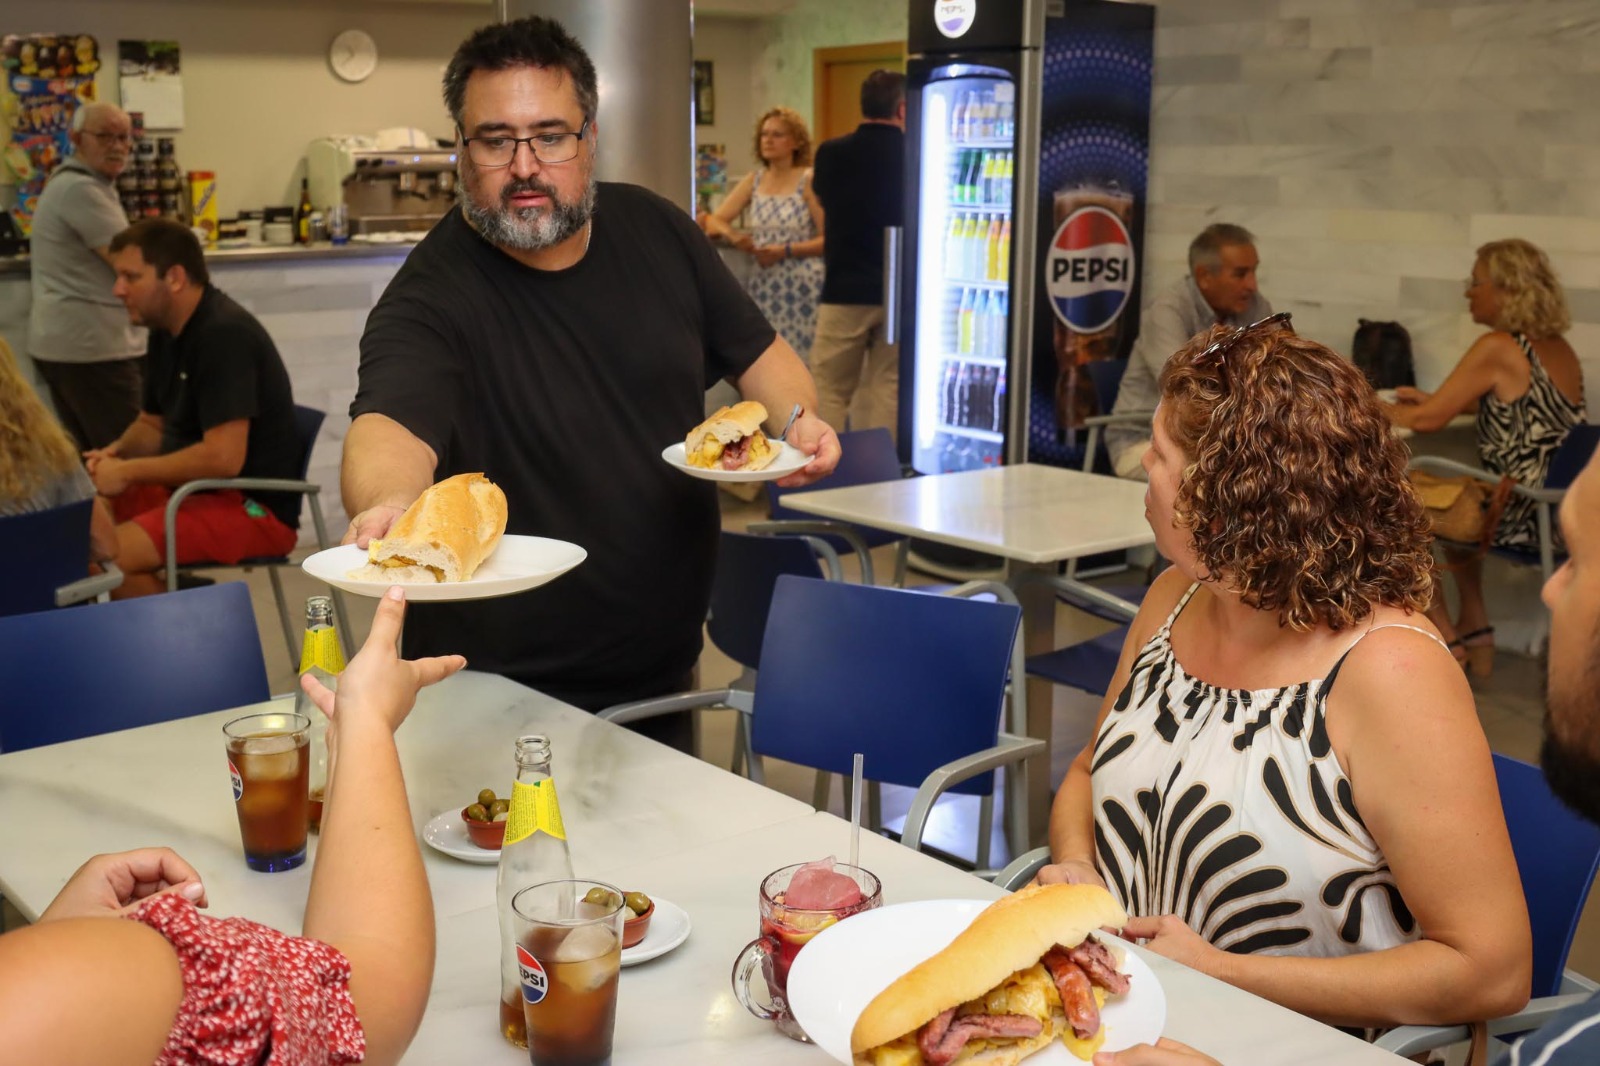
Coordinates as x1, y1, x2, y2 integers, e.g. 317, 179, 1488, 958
343, 17, 840, 744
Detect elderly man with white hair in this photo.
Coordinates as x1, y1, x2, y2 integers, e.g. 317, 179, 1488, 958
28, 101, 147, 450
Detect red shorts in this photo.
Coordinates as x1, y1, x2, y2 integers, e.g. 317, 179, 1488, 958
114, 484, 297, 565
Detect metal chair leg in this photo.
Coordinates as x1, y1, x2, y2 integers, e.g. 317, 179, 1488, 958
868, 780, 882, 833
814, 770, 833, 812
268, 566, 297, 674
977, 792, 994, 871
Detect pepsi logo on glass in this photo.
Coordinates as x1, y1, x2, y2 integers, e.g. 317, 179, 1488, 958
517, 944, 549, 1004
1046, 205, 1135, 334
934, 0, 978, 39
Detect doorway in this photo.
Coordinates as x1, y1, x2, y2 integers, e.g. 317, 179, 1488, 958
812, 41, 907, 144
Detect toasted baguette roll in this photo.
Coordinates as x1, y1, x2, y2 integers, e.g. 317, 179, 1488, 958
851, 884, 1129, 1066
350, 472, 507, 583
685, 401, 777, 471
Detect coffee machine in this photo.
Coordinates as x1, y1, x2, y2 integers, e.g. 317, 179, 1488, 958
306, 137, 459, 235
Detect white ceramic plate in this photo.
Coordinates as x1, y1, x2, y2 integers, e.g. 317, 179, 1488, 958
301, 535, 586, 601
422, 810, 500, 865
787, 898, 1165, 1062
621, 896, 691, 967
661, 440, 809, 483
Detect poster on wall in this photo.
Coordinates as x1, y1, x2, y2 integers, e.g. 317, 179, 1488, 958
694, 61, 714, 127
118, 40, 183, 129
0, 33, 101, 236
695, 143, 728, 213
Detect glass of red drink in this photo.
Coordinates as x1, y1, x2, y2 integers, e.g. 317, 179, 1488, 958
511, 879, 625, 1066
223, 711, 310, 872
731, 860, 882, 1040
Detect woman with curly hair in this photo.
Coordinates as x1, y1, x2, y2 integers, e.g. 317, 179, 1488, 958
700, 106, 825, 362
0, 338, 116, 560
1386, 239, 1585, 677
1037, 318, 1531, 1033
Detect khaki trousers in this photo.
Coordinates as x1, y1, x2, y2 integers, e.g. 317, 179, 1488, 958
810, 303, 899, 442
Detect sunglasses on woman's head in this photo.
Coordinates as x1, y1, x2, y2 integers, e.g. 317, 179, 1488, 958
1197, 311, 1295, 373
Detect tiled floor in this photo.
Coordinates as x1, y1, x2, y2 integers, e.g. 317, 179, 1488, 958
241, 489, 1596, 983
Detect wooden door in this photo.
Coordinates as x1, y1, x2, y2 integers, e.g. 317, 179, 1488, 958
812, 41, 906, 144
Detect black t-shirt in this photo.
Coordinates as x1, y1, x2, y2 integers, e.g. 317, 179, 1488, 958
143, 286, 301, 528
811, 123, 906, 306
351, 183, 775, 710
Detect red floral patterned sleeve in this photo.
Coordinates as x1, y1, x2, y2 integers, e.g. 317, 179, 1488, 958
124, 893, 366, 1065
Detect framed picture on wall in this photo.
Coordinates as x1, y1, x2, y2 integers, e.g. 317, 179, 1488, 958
694, 60, 714, 126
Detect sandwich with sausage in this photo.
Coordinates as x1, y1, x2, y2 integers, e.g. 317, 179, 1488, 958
349, 472, 508, 583
685, 401, 778, 472
851, 884, 1132, 1066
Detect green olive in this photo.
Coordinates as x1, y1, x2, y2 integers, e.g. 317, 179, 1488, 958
624, 891, 652, 916
464, 803, 489, 823
489, 798, 510, 818
583, 887, 622, 910
477, 788, 498, 808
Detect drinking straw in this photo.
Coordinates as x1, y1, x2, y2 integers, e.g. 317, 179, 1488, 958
849, 752, 865, 871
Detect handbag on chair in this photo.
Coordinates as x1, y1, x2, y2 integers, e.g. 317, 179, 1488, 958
1408, 470, 1516, 554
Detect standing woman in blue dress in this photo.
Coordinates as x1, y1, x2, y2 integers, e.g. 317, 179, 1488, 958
701, 107, 825, 363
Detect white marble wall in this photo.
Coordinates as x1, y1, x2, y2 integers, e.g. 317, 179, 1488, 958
1142, 0, 1600, 395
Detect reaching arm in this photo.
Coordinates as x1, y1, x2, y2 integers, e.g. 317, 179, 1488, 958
701, 173, 755, 244
340, 413, 437, 547
1385, 333, 1511, 433
89, 419, 249, 496
731, 337, 840, 487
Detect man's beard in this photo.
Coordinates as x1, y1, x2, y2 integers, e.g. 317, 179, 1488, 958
459, 170, 596, 252
1539, 642, 1600, 825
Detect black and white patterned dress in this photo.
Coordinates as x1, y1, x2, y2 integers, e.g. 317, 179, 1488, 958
1477, 332, 1585, 551
1092, 584, 1438, 960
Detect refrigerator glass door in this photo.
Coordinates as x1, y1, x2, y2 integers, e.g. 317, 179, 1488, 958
910, 65, 1017, 475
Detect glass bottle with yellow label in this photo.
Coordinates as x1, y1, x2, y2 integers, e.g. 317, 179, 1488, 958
496, 734, 574, 1048
293, 595, 344, 830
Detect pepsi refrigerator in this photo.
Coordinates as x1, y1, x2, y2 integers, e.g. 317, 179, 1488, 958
899, 0, 1153, 474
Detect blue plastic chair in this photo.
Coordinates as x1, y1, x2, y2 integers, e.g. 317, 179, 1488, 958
1024, 624, 1131, 699
602, 575, 1042, 865
0, 499, 122, 618
0, 581, 271, 752
761, 427, 909, 585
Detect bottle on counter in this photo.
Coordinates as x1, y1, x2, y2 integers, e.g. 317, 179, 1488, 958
497, 735, 574, 1049
295, 177, 314, 245
292, 595, 345, 831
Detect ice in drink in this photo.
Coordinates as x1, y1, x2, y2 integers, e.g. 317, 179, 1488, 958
521, 922, 622, 1066
224, 713, 310, 872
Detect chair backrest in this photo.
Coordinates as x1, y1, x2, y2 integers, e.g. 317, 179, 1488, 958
751, 575, 1020, 796
0, 499, 94, 618
766, 428, 905, 549
1084, 358, 1127, 418
0, 581, 271, 752
1495, 752, 1600, 997
708, 531, 827, 671
1545, 424, 1600, 492
291, 405, 326, 480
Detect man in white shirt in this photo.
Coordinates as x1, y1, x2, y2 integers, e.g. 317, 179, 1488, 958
27, 102, 146, 450
1104, 224, 1270, 480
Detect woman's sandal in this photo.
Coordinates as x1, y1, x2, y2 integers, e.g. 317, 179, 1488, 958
1458, 626, 1495, 680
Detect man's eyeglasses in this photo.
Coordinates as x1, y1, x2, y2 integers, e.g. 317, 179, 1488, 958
83, 130, 134, 146
459, 120, 590, 167
1196, 311, 1294, 373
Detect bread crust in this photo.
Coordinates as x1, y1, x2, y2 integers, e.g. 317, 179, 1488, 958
364, 473, 508, 582
687, 401, 768, 451
850, 885, 1129, 1057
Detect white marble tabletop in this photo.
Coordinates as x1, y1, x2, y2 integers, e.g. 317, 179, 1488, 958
779, 464, 1155, 566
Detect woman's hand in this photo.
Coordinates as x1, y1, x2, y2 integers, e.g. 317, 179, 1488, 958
752, 244, 787, 267
39, 848, 207, 921
1094, 1037, 1221, 1066
1393, 385, 1428, 405
1034, 858, 1107, 889
1120, 915, 1219, 974
299, 586, 465, 737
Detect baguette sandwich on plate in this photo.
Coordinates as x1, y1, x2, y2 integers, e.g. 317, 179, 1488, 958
852, 884, 1132, 1066
349, 472, 507, 583
685, 401, 777, 472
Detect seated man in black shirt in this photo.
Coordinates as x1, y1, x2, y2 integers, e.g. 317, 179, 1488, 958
87, 220, 300, 598
343, 17, 840, 747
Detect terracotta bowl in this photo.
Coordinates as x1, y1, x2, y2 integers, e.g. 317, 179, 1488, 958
462, 808, 506, 850
622, 899, 655, 948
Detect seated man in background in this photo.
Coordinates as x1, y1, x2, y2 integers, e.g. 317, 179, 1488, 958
86, 219, 300, 597
1104, 223, 1271, 480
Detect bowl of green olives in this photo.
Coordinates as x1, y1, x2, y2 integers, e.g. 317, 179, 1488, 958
581, 886, 655, 947
461, 788, 510, 850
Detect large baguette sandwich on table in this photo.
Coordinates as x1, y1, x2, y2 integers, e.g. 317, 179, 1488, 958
349, 472, 507, 583
852, 884, 1132, 1066
686, 401, 778, 472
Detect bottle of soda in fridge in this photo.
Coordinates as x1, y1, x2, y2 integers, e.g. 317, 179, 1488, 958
497, 734, 574, 1048
293, 595, 344, 831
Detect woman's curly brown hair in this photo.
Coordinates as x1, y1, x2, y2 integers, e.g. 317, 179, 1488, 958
1159, 322, 1435, 632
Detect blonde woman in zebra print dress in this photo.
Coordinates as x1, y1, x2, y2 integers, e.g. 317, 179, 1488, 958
1386, 239, 1585, 678
1038, 321, 1532, 1034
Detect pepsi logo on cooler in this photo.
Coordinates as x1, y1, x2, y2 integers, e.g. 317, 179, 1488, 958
517, 944, 549, 1004
1046, 206, 1135, 334
934, 0, 977, 39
